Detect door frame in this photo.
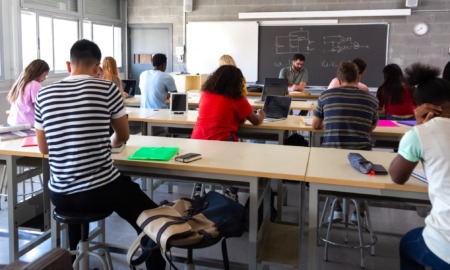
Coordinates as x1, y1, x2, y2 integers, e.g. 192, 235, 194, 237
127, 23, 173, 78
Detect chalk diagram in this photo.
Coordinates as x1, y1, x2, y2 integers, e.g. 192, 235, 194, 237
323, 35, 369, 53
275, 28, 315, 54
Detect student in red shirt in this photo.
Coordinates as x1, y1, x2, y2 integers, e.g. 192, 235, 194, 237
377, 64, 415, 120
191, 65, 265, 141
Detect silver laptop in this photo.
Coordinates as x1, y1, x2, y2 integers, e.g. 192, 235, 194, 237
263, 95, 292, 122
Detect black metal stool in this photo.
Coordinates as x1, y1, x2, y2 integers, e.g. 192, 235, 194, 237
53, 208, 114, 270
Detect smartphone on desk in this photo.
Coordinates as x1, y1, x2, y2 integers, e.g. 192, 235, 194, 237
372, 164, 388, 175
175, 153, 202, 163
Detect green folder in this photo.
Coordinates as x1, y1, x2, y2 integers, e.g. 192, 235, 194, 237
127, 147, 179, 161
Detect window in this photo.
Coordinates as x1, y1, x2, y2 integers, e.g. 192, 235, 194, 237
21, 11, 78, 72
84, 21, 122, 68
20, 0, 124, 74
0, 3, 4, 80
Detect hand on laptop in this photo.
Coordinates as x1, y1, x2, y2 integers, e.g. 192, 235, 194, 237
257, 109, 266, 119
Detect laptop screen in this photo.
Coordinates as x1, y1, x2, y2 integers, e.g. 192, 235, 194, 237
264, 78, 288, 87
261, 85, 288, 101
121, 80, 137, 97
263, 95, 292, 119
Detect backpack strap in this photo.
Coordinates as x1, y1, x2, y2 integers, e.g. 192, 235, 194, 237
127, 231, 159, 268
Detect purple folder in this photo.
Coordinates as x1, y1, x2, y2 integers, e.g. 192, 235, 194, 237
397, 120, 416, 126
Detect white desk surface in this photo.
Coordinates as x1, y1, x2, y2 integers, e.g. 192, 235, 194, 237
126, 108, 310, 132
112, 135, 309, 181
301, 116, 413, 139
123, 94, 317, 111
305, 147, 427, 193
0, 138, 42, 158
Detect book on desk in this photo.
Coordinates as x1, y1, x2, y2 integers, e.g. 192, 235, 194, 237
0, 124, 36, 141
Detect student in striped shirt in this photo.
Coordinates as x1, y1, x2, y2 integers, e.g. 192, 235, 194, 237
312, 61, 378, 223
35, 39, 165, 269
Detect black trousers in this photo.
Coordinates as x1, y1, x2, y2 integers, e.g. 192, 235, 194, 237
51, 174, 166, 270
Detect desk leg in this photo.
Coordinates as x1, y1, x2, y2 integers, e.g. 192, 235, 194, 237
42, 159, 50, 234
248, 178, 258, 270
6, 155, 19, 263
141, 122, 148, 136
308, 183, 319, 269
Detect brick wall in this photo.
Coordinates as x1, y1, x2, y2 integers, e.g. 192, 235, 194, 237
127, 0, 450, 74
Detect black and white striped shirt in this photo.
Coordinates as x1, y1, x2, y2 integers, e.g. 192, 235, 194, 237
35, 75, 127, 194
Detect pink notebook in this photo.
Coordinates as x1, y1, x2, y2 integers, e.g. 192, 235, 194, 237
377, 120, 399, 127
22, 136, 38, 147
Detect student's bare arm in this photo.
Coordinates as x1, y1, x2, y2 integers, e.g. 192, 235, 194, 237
36, 129, 48, 155
312, 116, 324, 130
111, 115, 130, 147
247, 109, 265, 125
389, 155, 418, 185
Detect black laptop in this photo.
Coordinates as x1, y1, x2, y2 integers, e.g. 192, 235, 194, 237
121, 79, 137, 97
263, 95, 292, 122
255, 78, 288, 103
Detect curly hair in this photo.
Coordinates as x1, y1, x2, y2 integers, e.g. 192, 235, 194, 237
201, 65, 245, 99
405, 63, 450, 105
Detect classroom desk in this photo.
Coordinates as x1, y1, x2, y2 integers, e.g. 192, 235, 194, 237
301, 117, 412, 147
123, 94, 317, 111
0, 139, 49, 263
305, 147, 429, 269
126, 108, 311, 144
247, 91, 320, 100
112, 135, 309, 269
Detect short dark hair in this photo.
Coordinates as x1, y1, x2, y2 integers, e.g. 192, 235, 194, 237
337, 61, 359, 83
405, 63, 450, 105
70, 39, 101, 67
201, 65, 245, 99
292, 54, 305, 62
152, 54, 167, 68
443, 61, 450, 82
352, 58, 367, 75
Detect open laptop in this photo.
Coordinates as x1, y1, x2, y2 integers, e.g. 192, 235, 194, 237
263, 95, 292, 122
255, 78, 288, 103
121, 79, 137, 98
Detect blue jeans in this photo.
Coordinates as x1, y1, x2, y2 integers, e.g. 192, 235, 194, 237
400, 227, 450, 270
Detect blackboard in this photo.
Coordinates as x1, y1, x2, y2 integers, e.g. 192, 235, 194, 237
258, 24, 388, 87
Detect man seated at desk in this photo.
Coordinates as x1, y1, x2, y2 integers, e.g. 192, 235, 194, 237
279, 53, 308, 92
35, 39, 166, 269
311, 61, 379, 223
140, 53, 177, 109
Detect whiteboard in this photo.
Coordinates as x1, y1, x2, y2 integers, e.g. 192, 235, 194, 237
186, 21, 259, 82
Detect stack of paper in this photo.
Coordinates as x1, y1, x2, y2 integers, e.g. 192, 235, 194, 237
412, 168, 427, 184
0, 124, 35, 141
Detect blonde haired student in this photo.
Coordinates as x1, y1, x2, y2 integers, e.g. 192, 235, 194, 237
7, 59, 49, 127
218, 54, 248, 95
102, 56, 127, 97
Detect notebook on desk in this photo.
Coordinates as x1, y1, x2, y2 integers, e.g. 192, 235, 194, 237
263, 95, 292, 122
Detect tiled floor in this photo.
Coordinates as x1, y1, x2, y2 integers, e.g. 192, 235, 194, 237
0, 174, 427, 270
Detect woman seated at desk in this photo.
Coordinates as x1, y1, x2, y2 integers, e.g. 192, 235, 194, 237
191, 65, 265, 200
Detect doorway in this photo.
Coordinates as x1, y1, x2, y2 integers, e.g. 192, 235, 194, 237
128, 24, 173, 95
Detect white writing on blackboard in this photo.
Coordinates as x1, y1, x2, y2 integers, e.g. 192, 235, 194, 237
321, 60, 339, 68
275, 28, 315, 55
323, 36, 369, 54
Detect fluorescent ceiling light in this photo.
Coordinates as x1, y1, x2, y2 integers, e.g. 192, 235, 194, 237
259, 20, 339, 26
239, 9, 411, 19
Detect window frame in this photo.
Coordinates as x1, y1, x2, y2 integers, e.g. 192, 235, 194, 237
19, 0, 125, 77
0, 2, 4, 81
